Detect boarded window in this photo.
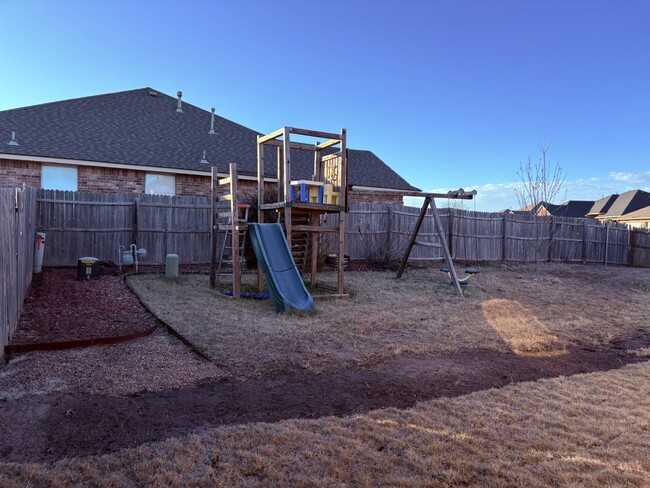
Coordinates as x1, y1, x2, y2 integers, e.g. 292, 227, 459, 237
145, 174, 175, 196
41, 165, 78, 191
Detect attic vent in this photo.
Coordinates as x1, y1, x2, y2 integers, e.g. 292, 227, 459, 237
6, 131, 19, 146
148, 90, 158, 97
209, 107, 217, 135
200, 150, 209, 164
176, 90, 183, 113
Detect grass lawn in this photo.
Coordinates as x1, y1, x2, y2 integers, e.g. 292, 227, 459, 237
1, 263, 648, 486
127, 263, 649, 380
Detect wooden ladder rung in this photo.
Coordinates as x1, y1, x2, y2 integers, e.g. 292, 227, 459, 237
218, 177, 232, 185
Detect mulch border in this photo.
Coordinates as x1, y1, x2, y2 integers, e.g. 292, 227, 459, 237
4, 325, 157, 355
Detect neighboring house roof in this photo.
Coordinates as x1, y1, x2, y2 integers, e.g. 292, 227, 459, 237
587, 194, 618, 216
595, 189, 650, 218
517, 200, 594, 218
553, 200, 594, 218
0, 87, 418, 191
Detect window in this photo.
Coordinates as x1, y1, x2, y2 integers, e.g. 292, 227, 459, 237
145, 173, 175, 196
41, 165, 78, 191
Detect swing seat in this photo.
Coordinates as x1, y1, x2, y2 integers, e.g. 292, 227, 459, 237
439, 266, 449, 273
465, 268, 481, 274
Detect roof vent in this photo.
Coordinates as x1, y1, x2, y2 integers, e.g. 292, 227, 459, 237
200, 150, 209, 164
7, 131, 19, 146
148, 90, 158, 97
176, 91, 183, 113
209, 107, 217, 134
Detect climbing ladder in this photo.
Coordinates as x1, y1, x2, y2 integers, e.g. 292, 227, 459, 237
209, 163, 249, 298
396, 190, 477, 298
216, 204, 250, 283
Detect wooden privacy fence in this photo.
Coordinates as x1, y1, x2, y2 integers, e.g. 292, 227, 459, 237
35, 190, 650, 267
323, 202, 648, 267
37, 190, 212, 266
1, 186, 37, 357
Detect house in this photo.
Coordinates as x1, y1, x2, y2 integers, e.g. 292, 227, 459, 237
511, 200, 595, 218
588, 189, 650, 228
511, 190, 650, 228
0, 88, 418, 203
613, 207, 650, 229
586, 194, 618, 219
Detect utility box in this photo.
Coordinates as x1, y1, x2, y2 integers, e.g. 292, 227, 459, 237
33, 232, 46, 273
77, 257, 100, 280
165, 254, 179, 278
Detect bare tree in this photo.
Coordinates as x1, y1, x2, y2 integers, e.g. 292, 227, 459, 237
515, 143, 566, 278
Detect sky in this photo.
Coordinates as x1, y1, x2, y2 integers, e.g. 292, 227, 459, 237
1, 0, 649, 210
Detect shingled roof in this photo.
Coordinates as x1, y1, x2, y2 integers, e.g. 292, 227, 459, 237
554, 200, 595, 218
597, 189, 650, 218
587, 194, 618, 216
0, 88, 418, 191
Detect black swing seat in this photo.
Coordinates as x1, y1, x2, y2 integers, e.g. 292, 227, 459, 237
439, 264, 478, 286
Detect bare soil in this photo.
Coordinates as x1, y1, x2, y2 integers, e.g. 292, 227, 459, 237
1, 263, 649, 484
0, 343, 644, 463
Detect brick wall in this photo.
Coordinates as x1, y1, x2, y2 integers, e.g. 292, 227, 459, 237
0, 158, 405, 204
78, 166, 145, 193
176, 174, 210, 196
0, 159, 40, 188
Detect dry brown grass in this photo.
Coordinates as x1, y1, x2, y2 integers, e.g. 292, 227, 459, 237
0, 330, 226, 399
127, 264, 650, 379
2, 359, 648, 487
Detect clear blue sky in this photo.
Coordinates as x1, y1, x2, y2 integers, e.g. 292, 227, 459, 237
2, 0, 649, 210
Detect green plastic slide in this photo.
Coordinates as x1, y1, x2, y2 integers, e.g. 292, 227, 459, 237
248, 223, 315, 313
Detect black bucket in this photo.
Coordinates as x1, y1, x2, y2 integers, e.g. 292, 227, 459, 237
77, 257, 100, 280
325, 254, 350, 270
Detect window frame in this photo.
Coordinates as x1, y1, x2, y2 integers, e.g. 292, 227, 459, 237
41, 165, 78, 191
145, 173, 176, 196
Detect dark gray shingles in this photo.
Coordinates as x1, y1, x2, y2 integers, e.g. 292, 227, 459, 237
601, 189, 650, 217
0, 88, 417, 191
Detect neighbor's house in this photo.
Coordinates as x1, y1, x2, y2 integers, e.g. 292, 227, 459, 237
532, 200, 595, 218
613, 207, 650, 229
0, 88, 418, 203
506, 200, 596, 218
587, 189, 650, 228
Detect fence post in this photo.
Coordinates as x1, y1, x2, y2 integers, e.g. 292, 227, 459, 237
502, 213, 508, 263
582, 220, 587, 264
627, 228, 634, 266
387, 206, 393, 260
133, 197, 140, 246
549, 216, 556, 262
604, 223, 609, 267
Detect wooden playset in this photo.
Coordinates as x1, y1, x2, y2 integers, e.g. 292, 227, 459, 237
256, 127, 348, 296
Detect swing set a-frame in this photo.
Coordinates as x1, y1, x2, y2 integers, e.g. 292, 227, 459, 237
395, 188, 477, 297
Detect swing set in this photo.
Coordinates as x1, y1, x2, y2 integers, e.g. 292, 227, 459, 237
395, 188, 478, 297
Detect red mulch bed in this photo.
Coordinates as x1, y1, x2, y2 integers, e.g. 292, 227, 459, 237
10, 268, 159, 345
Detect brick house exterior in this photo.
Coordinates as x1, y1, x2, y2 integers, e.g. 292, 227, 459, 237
0, 89, 418, 202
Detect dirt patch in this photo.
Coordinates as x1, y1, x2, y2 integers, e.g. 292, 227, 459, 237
10, 268, 158, 345
1, 343, 645, 463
